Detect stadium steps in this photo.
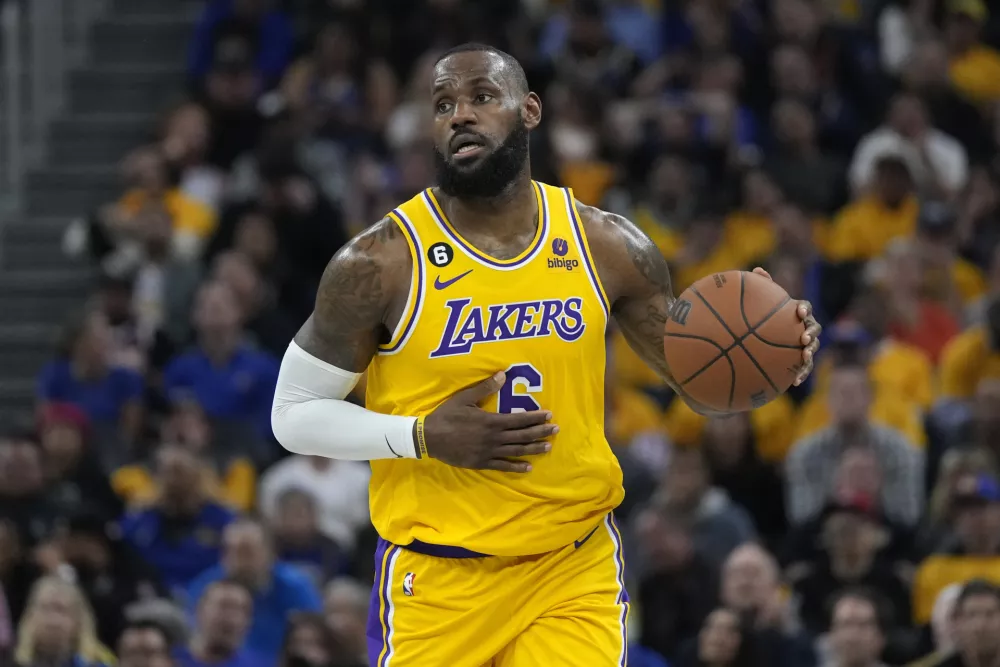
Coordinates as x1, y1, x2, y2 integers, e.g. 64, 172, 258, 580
0, 1, 199, 418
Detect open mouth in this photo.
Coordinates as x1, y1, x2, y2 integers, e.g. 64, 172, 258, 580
451, 137, 486, 159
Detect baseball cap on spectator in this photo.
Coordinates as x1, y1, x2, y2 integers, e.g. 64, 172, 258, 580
38, 402, 91, 442
952, 473, 1000, 509
949, 0, 988, 23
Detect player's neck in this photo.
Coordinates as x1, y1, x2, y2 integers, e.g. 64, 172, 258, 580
440, 170, 537, 237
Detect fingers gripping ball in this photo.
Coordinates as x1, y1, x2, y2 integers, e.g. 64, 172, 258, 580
663, 271, 805, 412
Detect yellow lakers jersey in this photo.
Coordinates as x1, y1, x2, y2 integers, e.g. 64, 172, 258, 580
365, 181, 623, 557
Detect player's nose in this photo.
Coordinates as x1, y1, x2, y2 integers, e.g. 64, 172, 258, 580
450, 99, 477, 127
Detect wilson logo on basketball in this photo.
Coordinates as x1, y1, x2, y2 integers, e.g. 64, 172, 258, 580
669, 299, 692, 326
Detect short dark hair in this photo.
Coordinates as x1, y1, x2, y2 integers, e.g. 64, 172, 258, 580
828, 587, 890, 634
435, 43, 529, 96
956, 579, 1000, 615
117, 620, 171, 648
200, 577, 253, 605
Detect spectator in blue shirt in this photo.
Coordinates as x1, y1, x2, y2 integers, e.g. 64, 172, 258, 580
163, 281, 279, 441
188, 0, 293, 88
37, 309, 144, 445
175, 579, 266, 667
120, 443, 236, 596
188, 518, 322, 662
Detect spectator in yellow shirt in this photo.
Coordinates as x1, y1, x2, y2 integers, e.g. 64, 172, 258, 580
827, 155, 919, 262
940, 298, 1000, 399
672, 204, 744, 293
795, 318, 929, 446
112, 401, 256, 512
723, 170, 783, 268
631, 153, 699, 262
945, 0, 1000, 106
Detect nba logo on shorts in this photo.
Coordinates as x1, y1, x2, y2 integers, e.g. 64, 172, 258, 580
551, 238, 569, 256
403, 572, 415, 596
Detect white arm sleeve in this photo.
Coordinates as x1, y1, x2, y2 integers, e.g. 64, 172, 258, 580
271, 341, 418, 460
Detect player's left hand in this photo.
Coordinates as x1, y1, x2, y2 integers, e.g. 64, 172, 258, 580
751, 267, 821, 386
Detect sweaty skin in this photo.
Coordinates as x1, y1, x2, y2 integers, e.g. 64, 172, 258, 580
292, 48, 821, 468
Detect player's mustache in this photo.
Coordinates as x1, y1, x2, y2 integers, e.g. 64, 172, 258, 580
449, 130, 490, 153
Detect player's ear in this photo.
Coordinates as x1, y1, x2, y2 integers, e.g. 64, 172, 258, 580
522, 92, 542, 130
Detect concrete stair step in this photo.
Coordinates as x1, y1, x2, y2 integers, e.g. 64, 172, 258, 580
67, 66, 186, 114
3, 218, 72, 245
50, 113, 157, 163
0, 326, 59, 377
90, 16, 195, 68
2, 243, 87, 270
0, 380, 37, 415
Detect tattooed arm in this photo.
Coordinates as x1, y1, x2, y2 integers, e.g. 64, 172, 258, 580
579, 203, 729, 416
294, 217, 410, 372
273, 216, 558, 470
580, 203, 821, 415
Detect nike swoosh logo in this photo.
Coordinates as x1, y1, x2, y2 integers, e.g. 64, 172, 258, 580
434, 270, 473, 290
574, 526, 600, 549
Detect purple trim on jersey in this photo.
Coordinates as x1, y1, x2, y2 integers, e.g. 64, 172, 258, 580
607, 514, 630, 666
563, 189, 611, 318
422, 183, 549, 269
366, 538, 395, 667
404, 539, 490, 558
380, 210, 424, 353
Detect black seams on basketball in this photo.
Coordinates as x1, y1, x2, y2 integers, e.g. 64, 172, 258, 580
662, 270, 805, 412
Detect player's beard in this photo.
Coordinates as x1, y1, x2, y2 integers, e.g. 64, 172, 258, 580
434, 117, 529, 199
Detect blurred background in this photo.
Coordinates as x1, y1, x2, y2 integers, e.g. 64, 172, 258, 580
3, 0, 1000, 665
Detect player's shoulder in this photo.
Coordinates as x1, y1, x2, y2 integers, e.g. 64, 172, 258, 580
320, 215, 413, 294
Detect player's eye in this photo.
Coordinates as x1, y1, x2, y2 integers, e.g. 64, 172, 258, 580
475, 93, 494, 104
435, 101, 453, 114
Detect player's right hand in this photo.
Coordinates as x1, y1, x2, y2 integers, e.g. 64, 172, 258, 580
421, 371, 558, 473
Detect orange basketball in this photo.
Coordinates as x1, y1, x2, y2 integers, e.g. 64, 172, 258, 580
663, 270, 805, 412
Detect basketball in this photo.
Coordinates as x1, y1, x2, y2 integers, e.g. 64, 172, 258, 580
663, 270, 805, 412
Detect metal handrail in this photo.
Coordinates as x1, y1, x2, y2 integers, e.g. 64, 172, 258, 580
0, 0, 109, 213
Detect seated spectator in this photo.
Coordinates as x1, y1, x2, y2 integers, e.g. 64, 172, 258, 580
117, 621, 175, 667
675, 607, 757, 667
795, 310, 931, 448
654, 447, 756, 567
14, 575, 116, 666
322, 578, 369, 667
211, 250, 298, 358
38, 403, 122, 520
722, 170, 785, 269
635, 505, 717, 662
903, 39, 993, 164
94, 270, 178, 379
824, 589, 890, 667
790, 495, 911, 636
911, 579, 1000, 667
875, 238, 960, 364
957, 168, 1000, 275
113, 400, 258, 512
913, 474, 1000, 624
161, 102, 225, 213
940, 297, 1000, 399
61, 511, 165, 647
764, 98, 846, 215
944, 0, 1000, 106
0, 519, 43, 631
699, 414, 788, 549
37, 309, 144, 446
786, 360, 925, 527
258, 454, 369, 554
77, 146, 217, 263
828, 154, 920, 263
849, 94, 968, 201
915, 201, 987, 314
720, 544, 816, 666
279, 612, 338, 667
188, 0, 292, 89
187, 518, 321, 661
200, 38, 267, 170
0, 426, 61, 554
921, 447, 997, 554
280, 22, 395, 147
630, 154, 699, 262
270, 489, 349, 588
175, 579, 265, 667
670, 205, 741, 294
783, 448, 917, 569
120, 443, 237, 595
163, 281, 279, 440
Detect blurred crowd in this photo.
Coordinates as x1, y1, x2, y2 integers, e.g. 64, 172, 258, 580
4, 0, 1000, 664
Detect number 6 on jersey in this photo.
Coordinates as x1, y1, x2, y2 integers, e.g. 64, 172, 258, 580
498, 363, 543, 414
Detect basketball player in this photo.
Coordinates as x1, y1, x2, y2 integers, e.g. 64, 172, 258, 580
271, 44, 821, 666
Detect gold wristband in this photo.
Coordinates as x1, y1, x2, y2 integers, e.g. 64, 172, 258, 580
415, 416, 428, 459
